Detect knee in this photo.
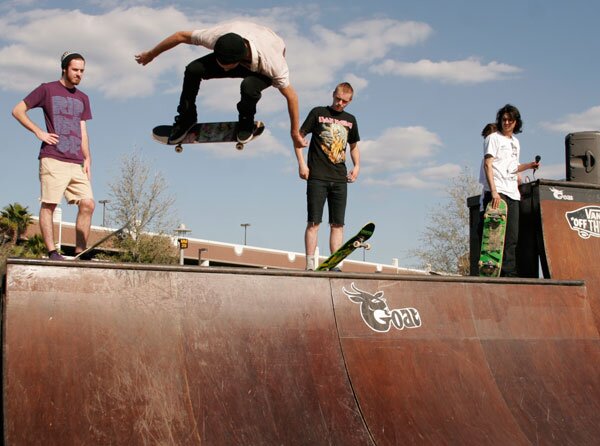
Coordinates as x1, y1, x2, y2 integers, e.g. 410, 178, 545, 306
306, 222, 320, 232
79, 199, 95, 214
240, 77, 263, 99
184, 60, 206, 78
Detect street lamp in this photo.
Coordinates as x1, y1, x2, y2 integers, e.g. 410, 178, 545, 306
174, 223, 192, 265
98, 199, 110, 227
240, 223, 251, 245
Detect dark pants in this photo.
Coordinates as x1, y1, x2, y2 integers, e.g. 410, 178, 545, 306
307, 179, 347, 225
479, 192, 520, 277
178, 53, 272, 120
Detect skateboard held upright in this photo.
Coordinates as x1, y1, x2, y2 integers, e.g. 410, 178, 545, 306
478, 199, 507, 277
316, 222, 375, 271
152, 121, 265, 153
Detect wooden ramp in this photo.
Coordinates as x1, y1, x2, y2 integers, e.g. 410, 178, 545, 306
531, 180, 600, 326
3, 260, 600, 445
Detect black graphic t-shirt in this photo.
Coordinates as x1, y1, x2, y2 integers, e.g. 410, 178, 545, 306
301, 106, 359, 182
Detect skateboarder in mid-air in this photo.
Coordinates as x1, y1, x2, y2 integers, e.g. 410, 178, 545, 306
135, 21, 305, 149
295, 82, 361, 271
479, 104, 539, 277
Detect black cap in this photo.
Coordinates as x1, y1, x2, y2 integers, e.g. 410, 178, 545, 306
61, 52, 85, 70
214, 33, 245, 64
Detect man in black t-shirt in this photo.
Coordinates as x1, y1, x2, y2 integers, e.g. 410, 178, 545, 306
295, 82, 360, 270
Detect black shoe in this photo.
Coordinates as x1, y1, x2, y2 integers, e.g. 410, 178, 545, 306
237, 116, 254, 144
168, 115, 197, 144
75, 251, 93, 261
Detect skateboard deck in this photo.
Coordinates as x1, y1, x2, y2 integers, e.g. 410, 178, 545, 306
478, 199, 507, 277
74, 222, 130, 260
152, 121, 265, 152
316, 222, 375, 271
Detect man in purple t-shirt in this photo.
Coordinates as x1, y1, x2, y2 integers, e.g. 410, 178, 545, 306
12, 52, 95, 260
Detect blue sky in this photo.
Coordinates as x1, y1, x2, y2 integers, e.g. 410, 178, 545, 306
2, 1, 599, 268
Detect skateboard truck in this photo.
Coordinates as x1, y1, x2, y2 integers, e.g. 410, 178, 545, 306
352, 239, 371, 250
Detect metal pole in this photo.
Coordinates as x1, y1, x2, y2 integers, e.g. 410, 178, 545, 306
240, 223, 251, 245
99, 199, 110, 227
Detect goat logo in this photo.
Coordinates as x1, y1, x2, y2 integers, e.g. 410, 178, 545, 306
343, 283, 422, 333
549, 187, 574, 201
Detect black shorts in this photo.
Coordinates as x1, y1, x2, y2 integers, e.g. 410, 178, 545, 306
307, 179, 347, 225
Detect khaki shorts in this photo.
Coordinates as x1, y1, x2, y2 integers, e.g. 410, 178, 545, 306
39, 157, 94, 204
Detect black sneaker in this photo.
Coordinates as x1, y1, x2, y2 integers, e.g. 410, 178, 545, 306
168, 115, 197, 144
75, 251, 93, 261
237, 116, 254, 144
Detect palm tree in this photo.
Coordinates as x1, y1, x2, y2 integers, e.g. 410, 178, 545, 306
0, 203, 33, 244
22, 234, 47, 258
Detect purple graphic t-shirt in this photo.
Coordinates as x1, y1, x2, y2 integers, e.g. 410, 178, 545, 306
24, 81, 92, 164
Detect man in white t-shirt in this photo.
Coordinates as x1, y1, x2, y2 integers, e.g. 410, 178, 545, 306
136, 21, 304, 150
479, 104, 539, 276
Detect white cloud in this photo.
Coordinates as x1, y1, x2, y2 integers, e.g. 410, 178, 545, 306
370, 57, 522, 84
0, 6, 435, 118
359, 126, 458, 189
0, 7, 201, 97
540, 106, 600, 133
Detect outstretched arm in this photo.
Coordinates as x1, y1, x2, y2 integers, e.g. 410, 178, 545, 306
135, 31, 194, 66
279, 84, 307, 149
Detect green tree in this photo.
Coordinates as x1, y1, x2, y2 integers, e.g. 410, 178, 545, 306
410, 167, 481, 275
1, 203, 32, 244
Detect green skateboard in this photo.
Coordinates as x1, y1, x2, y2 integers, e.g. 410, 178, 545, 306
152, 121, 265, 153
478, 199, 507, 277
317, 222, 375, 271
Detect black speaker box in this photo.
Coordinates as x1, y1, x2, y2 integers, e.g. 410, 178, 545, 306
565, 131, 599, 184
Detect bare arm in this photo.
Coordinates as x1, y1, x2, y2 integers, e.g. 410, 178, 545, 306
483, 155, 501, 208
12, 101, 59, 145
347, 143, 360, 182
80, 121, 92, 180
135, 31, 194, 66
517, 160, 540, 173
278, 84, 307, 149
295, 130, 309, 180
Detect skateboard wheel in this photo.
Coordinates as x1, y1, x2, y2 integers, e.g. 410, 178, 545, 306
353, 241, 361, 248
235, 142, 244, 151
175, 145, 183, 153
363, 243, 372, 250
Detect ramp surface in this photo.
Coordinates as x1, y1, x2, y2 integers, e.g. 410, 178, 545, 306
3, 261, 600, 445
536, 181, 600, 325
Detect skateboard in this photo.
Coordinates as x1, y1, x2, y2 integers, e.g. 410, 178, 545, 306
316, 222, 375, 271
152, 121, 265, 153
478, 199, 507, 277
74, 222, 130, 260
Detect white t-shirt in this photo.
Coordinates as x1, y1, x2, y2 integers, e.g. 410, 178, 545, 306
191, 21, 290, 89
479, 131, 520, 201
